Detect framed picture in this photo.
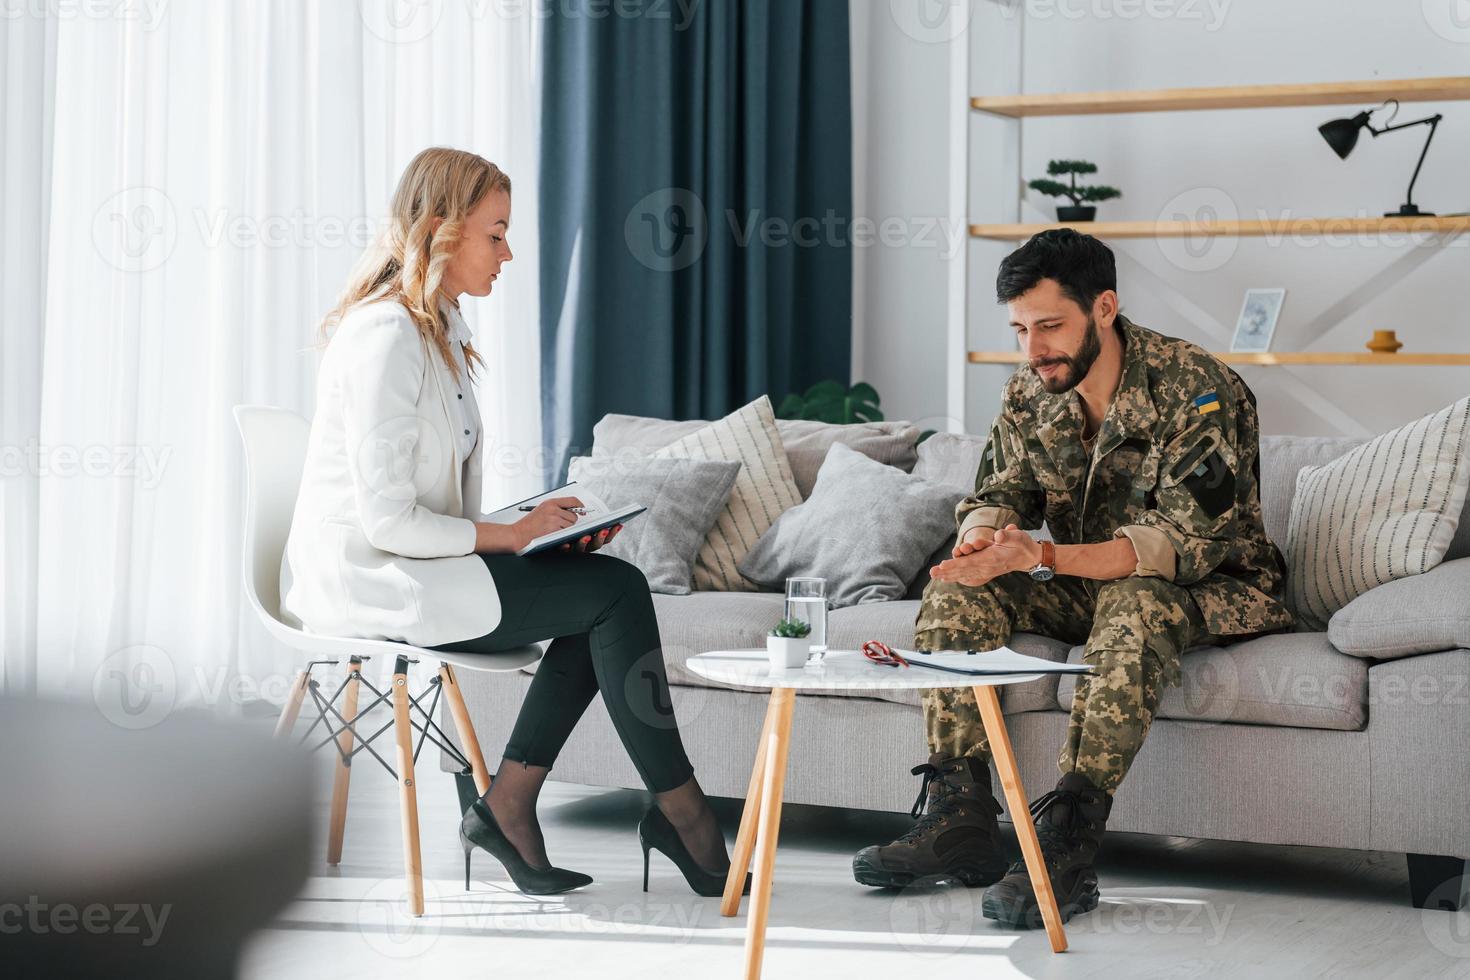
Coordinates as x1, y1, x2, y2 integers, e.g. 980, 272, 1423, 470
1231, 288, 1286, 353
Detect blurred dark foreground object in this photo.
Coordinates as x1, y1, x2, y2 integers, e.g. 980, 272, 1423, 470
1, 696, 314, 978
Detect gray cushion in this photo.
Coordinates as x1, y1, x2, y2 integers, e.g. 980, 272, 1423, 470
911, 430, 987, 492
774, 418, 922, 497
567, 455, 741, 595
1328, 556, 1470, 660
1056, 631, 1368, 731
593, 413, 921, 499
737, 443, 963, 608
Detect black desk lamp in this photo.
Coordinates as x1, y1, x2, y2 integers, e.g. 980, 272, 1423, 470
1318, 99, 1443, 217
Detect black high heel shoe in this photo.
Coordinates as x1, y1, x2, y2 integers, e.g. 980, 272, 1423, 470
638, 805, 751, 897
460, 798, 593, 895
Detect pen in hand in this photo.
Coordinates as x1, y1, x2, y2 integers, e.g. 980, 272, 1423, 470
519, 504, 589, 515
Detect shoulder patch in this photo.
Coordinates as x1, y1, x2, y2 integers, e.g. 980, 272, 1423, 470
1182, 450, 1234, 519
1164, 428, 1235, 519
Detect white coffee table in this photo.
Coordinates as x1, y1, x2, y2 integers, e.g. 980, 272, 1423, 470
688, 649, 1071, 978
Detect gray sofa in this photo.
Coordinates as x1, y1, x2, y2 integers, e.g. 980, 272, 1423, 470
443, 421, 1470, 911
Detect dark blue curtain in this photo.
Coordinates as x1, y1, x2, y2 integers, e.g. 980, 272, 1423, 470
538, 0, 853, 484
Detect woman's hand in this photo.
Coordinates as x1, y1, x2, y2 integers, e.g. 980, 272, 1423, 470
558, 524, 624, 554
512, 497, 584, 551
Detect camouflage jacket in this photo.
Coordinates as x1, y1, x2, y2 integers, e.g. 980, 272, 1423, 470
958, 315, 1293, 637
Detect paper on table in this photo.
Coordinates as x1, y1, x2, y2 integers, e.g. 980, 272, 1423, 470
893, 648, 1093, 676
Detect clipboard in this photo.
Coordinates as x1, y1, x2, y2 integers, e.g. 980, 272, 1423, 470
516, 503, 647, 556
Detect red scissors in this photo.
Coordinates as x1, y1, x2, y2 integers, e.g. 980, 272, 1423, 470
862, 640, 1012, 677
863, 640, 910, 668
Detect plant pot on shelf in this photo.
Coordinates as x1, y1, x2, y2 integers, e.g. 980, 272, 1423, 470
1366, 330, 1404, 353
766, 635, 810, 671
1056, 205, 1097, 222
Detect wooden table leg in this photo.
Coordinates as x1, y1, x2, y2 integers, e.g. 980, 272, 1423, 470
743, 688, 796, 980
439, 664, 492, 796
973, 684, 1068, 953
722, 693, 780, 916
273, 670, 310, 739
326, 658, 363, 865
392, 662, 425, 917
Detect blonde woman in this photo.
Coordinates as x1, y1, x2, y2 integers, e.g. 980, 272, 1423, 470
279, 148, 741, 897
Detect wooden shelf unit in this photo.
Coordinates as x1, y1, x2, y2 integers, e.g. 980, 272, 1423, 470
969, 215, 1470, 240
955, 72, 1470, 413
970, 76, 1470, 118
967, 351, 1470, 367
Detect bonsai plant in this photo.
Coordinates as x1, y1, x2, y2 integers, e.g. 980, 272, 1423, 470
1027, 159, 1122, 222
767, 617, 812, 670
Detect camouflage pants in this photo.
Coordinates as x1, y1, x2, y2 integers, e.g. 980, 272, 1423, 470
914, 571, 1218, 796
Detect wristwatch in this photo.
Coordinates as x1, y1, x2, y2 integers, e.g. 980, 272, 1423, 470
1028, 540, 1057, 582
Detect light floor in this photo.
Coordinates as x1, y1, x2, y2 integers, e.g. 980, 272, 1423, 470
241, 758, 1470, 979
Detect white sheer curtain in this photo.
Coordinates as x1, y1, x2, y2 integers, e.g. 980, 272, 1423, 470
1, 10, 57, 695
2, 1, 542, 706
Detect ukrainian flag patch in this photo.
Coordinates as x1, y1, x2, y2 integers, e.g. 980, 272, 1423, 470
1194, 391, 1221, 416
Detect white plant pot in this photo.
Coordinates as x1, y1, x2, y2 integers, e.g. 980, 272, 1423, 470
766, 635, 810, 671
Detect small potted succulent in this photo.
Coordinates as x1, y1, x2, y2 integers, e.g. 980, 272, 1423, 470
767, 617, 812, 670
1027, 159, 1122, 222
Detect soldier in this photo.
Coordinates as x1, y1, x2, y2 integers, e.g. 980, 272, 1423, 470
852, 228, 1293, 928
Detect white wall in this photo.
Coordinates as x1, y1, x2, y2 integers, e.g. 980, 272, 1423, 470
850, 0, 974, 434
855, 0, 1470, 439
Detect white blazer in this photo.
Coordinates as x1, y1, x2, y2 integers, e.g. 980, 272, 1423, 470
278, 299, 503, 647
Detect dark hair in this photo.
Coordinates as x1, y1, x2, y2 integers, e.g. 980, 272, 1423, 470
995, 228, 1116, 311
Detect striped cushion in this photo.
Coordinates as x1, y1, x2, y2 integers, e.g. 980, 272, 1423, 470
653, 396, 803, 591
1284, 397, 1470, 630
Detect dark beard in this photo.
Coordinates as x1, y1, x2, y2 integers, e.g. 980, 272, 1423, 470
1033, 315, 1102, 394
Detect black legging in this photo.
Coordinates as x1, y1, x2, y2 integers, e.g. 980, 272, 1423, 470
429, 551, 694, 793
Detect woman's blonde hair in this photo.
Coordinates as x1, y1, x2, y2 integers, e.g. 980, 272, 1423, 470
319, 147, 511, 384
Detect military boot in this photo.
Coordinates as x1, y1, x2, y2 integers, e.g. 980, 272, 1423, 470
852, 753, 1010, 888
982, 770, 1113, 927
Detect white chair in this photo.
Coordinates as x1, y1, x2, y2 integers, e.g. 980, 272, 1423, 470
233, 404, 540, 916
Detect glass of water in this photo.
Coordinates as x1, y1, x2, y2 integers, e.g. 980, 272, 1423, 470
784, 577, 827, 665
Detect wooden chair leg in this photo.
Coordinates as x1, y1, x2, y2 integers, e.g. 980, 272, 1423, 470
974, 684, 1068, 953
391, 661, 425, 917
326, 658, 363, 865
438, 664, 491, 796
273, 670, 310, 739
722, 692, 781, 916
743, 688, 796, 980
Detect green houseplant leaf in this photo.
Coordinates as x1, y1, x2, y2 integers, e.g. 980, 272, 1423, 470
776, 379, 885, 424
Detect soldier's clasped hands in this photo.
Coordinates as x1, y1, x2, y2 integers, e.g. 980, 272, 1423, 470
931, 524, 1043, 588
